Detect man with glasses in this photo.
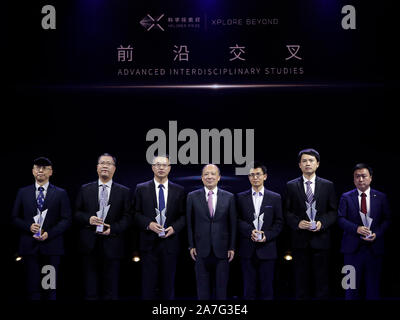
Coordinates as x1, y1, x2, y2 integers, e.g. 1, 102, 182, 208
12, 157, 72, 300
75, 153, 133, 300
134, 155, 185, 299
236, 162, 283, 300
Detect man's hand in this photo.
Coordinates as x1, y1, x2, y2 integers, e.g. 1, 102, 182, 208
89, 216, 103, 226
100, 223, 111, 236
251, 229, 266, 242
163, 226, 175, 238
190, 248, 197, 261
298, 220, 312, 230
30, 223, 40, 234
357, 226, 371, 237
311, 221, 322, 232
361, 232, 376, 242
148, 222, 164, 234
33, 231, 48, 241
228, 250, 235, 262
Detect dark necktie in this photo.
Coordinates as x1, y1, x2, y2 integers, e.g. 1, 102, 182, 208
361, 192, 367, 214
37, 186, 45, 211
305, 180, 314, 204
158, 184, 165, 226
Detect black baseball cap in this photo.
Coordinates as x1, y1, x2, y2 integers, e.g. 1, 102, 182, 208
33, 157, 53, 167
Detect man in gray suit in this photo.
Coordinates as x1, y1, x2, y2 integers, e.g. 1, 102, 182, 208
186, 164, 236, 300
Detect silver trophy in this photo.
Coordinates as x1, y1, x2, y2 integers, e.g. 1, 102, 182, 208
34, 209, 48, 237
155, 208, 166, 237
360, 211, 373, 239
305, 201, 317, 230
253, 212, 264, 241
96, 205, 110, 233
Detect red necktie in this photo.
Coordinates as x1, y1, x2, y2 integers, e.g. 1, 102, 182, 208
361, 193, 367, 214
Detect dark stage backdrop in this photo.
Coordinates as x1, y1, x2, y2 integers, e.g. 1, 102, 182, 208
3, 0, 396, 312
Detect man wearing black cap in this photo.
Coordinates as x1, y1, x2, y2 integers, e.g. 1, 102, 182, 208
75, 153, 133, 300
12, 157, 72, 300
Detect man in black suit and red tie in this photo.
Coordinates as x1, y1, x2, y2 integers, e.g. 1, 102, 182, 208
75, 153, 132, 300
187, 164, 237, 300
236, 162, 283, 300
284, 148, 337, 299
134, 155, 186, 300
338, 163, 391, 299
12, 157, 72, 300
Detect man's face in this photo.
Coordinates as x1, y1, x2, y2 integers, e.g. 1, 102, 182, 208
97, 156, 116, 181
152, 156, 171, 180
202, 165, 220, 190
299, 154, 319, 176
248, 167, 267, 189
32, 165, 53, 184
354, 168, 372, 192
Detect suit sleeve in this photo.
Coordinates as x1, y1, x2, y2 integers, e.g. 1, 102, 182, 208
265, 194, 284, 242
133, 186, 153, 230
284, 184, 301, 230
186, 194, 195, 249
318, 182, 337, 231
46, 190, 72, 240
11, 189, 32, 232
170, 188, 186, 234
74, 186, 92, 226
228, 195, 237, 251
110, 188, 133, 235
236, 195, 253, 238
374, 194, 391, 239
337, 195, 359, 235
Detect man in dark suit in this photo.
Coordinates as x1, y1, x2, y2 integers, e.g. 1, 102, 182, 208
187, 164, 236, 300
134, 155, 185, 300
338, 163, 391, 299
237, 162, 283, 300
284, 148, 337, 299
12, 157, 71, 300
75, 153, 132, 300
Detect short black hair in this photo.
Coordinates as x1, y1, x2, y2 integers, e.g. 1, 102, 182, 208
353, 163, 373, 176
250, 161, 267, 174
98, 153, 117, 165
152, 154, 170, 164
298, 148, 320, 163
33, 157, 52, 167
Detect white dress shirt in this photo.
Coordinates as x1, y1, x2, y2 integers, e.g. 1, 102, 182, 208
35, 182, 49, 199
357, 187, 371, 223
303, 175, 316, 194
252, 187, 264, 216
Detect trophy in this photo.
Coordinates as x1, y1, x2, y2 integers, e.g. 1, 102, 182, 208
360, 211, 373, 239
253, 212, 264, 241
34, 208, 48, 237
155, 208, 166, 237
96, 205, 110, 233
306, 201, 317, 230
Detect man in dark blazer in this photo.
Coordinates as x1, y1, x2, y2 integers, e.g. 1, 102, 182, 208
12, 157, 71, 300
338, 163, 391, 299
187, 164, 236, 300
284, 148, 337, 299
75, 153, 132, 300
237, 162, 283, 300
134, 155, 185, 300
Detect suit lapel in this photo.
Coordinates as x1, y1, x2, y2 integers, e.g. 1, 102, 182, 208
369, 189, 378, 220
166, 182, 174, 215
108, 182, 116, 207
350, 189, 363, 225
43, 184, 55, 210
296, 177, 308, 206
92, 182, 100, 211
214, 189, 224, 219
314, 177, 321, 204
31, 185, 38, 216
199, 189, 211, 220
246, 190, 256, 218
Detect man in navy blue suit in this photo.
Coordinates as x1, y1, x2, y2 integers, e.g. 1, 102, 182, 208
12, 157, 72, 300
338, 163, 391, 299
187, 164, 236, 300
134, 155, 186, 300
236, 162, 283, 300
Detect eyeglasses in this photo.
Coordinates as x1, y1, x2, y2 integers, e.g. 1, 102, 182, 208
33, 166, 52, 171
248, 173, 264, 178
98, 161, 115, 166
153, 163, 170, 169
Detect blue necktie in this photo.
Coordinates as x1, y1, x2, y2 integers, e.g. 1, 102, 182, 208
37, 186, 45, 211
158, 184, 165, 212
